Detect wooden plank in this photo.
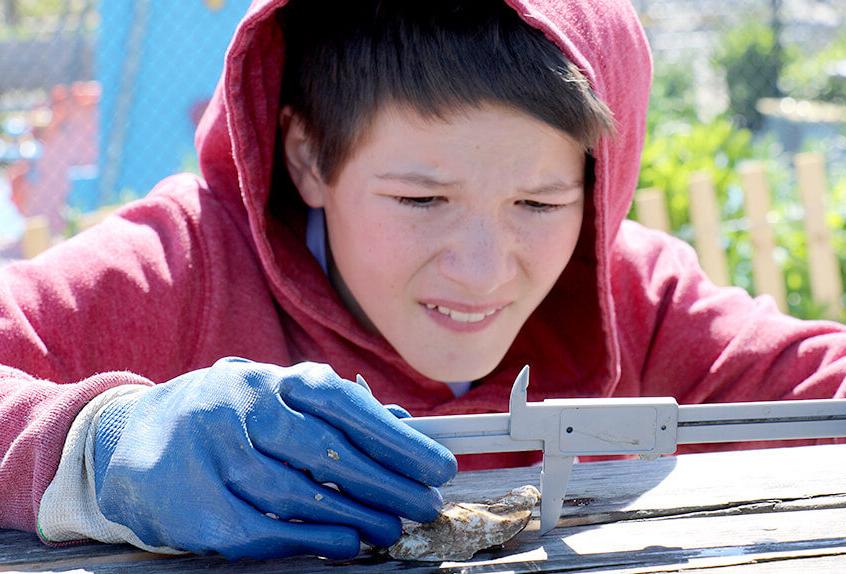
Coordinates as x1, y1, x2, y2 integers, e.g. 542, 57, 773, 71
592, 551, 846, 574
438, 512, 846, 573
688, 172, 729, 286
549, 508, 846, 559
21, 216, 52, 259
444, 445, 846, 525
669, 556, 846, 574
739, 162, 787, 312
634, 188, 670, 233
794, 152, 843, 320
2, 445, 844, 573
5, 510, 844, 573
0, 531, 139, 570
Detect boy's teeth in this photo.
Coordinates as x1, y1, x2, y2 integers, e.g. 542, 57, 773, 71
425, 303, 498, 323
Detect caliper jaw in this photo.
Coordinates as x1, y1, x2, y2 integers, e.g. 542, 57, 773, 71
508, 366, 679, 534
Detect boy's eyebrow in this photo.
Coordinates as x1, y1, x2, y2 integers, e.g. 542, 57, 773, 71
375, 172, 458, 188
376, 172, 583, 193
519, 180, 584, 195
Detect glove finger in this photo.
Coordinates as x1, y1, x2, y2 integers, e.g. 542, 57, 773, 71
205, 495, 361, 560
355, 373, 411, 419
226, 453, 402, 547
255, 409, 444, 523
385, 404, 412, 419
276, 363, 456, 486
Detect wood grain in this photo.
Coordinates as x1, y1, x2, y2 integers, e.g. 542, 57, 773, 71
2, 444, 844, 573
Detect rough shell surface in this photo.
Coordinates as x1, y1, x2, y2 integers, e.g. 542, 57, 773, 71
388, 485, 541, 562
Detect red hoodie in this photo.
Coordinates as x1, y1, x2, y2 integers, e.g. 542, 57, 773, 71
2, 0, 845, 535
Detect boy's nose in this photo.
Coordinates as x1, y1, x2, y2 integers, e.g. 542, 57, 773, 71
437, 217, 517, 295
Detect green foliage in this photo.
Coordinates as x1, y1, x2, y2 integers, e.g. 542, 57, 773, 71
822, 173, 846, 319
639, 61, 846, 320
782, 32, 846, 105
713, 20, 786, 130
15, 0, 66, 19
2, 0, 88, 20
0, 0, 92, 39
639, 61, 758, 284
640, 119, 756, 228
647, 61, 698, 130
638, 116, 759, 291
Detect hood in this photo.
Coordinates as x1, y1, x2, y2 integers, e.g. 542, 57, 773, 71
195, 0, 652, 397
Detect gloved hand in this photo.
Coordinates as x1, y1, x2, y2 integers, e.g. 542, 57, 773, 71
93, 358, 456, 560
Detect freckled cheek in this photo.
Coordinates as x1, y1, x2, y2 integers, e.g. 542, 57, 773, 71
350, 221, 429, 286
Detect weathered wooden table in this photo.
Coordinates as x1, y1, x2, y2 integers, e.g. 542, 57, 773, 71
2, 444, 844, 573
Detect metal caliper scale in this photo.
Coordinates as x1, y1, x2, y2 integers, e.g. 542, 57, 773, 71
404, 366, 846, 534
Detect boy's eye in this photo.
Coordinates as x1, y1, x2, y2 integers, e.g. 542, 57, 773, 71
395, 196, 445, 208
517, 199, 566, 213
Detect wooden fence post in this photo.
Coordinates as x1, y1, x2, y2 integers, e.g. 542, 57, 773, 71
794, 152, 843, 319
21, 216, 52, 259
688, 172, 730, 286
739, 162, 787, 312
634, 188, 670, 233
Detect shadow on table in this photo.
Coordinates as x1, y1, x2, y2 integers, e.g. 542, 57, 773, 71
0, 455, 680, 573
428, 453, 681, 570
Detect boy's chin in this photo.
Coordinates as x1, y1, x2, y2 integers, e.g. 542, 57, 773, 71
406, 353, 502, 385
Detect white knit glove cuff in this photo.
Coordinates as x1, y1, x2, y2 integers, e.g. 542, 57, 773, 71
37, 384, 184, 555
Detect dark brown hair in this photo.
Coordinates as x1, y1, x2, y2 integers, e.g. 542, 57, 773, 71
279, 0, 615, 184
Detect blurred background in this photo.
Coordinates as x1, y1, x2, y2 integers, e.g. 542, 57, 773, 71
1, 0, 846, 321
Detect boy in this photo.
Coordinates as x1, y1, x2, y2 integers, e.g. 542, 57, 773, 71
1, 0, 844, 561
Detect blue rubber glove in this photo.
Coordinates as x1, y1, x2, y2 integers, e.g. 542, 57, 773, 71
385, 404, 412, 419
93, 358, 456, 560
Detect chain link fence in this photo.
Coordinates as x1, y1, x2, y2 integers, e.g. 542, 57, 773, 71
1, 1, 846, 267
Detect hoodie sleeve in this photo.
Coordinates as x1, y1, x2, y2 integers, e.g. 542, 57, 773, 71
612, 221, 846, 450
0, 175, 210, 533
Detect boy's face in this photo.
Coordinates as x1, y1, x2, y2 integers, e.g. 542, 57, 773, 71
285, 103, 585, 382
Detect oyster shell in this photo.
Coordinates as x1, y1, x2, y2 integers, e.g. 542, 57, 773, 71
388, 485, 540, 561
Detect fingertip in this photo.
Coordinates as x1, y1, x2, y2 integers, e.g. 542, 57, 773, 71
420, 445, 458, 487
394, 428, 458, 486
298, 526, 361, 560
405, 485, 445, 524
363, 514, 402, 548
216, 356, 254, 366
385, 404, 412, 419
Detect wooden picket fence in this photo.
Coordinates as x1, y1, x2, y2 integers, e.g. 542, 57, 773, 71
635, 151, 843, 319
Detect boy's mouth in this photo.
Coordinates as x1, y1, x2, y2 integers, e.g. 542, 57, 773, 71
420, 300, 509, 332
424, 303, 499, 323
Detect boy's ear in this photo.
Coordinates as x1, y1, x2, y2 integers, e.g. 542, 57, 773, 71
280, 106, 326, 208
